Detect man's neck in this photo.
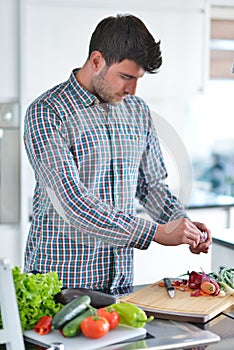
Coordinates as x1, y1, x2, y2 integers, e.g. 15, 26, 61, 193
75, 64, 93, 93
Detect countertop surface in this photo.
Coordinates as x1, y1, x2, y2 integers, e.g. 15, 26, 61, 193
186, 190, 234, 209
0, 278, 234, 350
136, 189, 234, 212
212, 228, 234, 249
21, 306, 233, 350
18, 287, 234, 350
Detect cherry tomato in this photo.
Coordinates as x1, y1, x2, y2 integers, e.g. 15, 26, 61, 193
97, 307, 120, 330
80, 315, 110, 339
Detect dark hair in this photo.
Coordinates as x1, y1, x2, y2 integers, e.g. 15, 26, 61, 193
88, 14, 162, 74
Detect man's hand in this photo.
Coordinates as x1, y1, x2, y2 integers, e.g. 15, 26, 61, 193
153, 218, 212, 254
189, 221, 212, 254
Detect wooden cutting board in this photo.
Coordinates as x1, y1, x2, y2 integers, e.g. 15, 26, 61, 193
121, 281, 234, 323
24, 325, 146, 350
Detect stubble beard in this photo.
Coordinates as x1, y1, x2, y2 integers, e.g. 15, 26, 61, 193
92, 68, 122, 105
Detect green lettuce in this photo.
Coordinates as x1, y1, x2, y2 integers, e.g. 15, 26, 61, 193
0, 266, 63, 331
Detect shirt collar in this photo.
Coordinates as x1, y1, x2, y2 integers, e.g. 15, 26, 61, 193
69, 68, 100, 107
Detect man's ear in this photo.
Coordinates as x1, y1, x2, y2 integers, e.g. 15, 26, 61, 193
89, 51, 105, 72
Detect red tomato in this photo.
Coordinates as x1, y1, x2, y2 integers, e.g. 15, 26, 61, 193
80, 316, 110, 339
97, 307, 120, 330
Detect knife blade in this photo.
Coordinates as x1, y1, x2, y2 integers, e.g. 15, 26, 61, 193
163, 278, 175, 298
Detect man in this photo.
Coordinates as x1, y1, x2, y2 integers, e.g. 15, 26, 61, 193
24, 14, 211, 291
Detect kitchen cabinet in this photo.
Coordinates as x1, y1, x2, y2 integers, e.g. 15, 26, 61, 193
0, 0, 19, 101
211, 228, 234, 273
212, 241, 233, 272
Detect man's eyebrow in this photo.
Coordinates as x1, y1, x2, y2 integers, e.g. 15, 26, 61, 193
119, 72, 143, 79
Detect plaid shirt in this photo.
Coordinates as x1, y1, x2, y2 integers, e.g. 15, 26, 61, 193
24, 69, 186, 291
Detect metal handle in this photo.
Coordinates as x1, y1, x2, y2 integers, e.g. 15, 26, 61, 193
163, 278, 172, 290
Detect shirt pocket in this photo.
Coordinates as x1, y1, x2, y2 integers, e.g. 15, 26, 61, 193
114, 130, 146, 167
73, 126, 111, 165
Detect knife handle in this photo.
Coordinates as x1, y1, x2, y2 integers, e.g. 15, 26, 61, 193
163, 278, 173, 289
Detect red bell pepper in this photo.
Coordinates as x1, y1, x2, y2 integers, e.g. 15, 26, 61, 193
34, 316, 53, 335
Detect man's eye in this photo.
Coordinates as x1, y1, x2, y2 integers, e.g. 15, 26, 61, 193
121, 75, 131, 80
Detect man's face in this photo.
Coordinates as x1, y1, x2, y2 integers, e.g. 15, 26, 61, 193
92, 59, 145, 104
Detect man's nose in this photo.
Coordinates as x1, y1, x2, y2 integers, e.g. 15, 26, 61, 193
125, 80, 137, 95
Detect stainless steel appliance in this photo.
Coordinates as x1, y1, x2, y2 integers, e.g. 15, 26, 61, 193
0, 102, 19, 223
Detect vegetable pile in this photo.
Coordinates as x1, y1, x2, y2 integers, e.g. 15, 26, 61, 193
188, 267, 234, 297
188, 270, 220, 296
209, 267, 234, 296
34, 295, 154, 339
0, 266, 63, 331
158, 267, 234, 297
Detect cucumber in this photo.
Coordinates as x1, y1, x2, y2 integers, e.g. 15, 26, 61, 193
52, 295, 91, 329
62, 306, 96, 337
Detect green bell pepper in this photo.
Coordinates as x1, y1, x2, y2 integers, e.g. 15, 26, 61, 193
107, 302, 154, 328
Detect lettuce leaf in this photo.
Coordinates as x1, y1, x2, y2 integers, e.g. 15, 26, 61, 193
0, 266, 63, 331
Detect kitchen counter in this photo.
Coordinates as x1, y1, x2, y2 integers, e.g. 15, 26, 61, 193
212, 228, 234, 250
1, 310, 232, 350
20, 307, 233, 350
22, 319, 221, 350
0, 260, 232, 350
1, 313, 232, 350
136, 189, 234, 228
186, 189, 234, 210
186, 189, 234, 229
14, 287, 234, 350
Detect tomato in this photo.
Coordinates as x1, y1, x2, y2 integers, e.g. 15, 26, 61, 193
80, 315, 110, 339
97, 307, 120, 330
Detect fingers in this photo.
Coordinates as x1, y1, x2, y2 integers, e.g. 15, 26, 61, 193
190, 242, 210, 254
154, 218, 212, 255
189, 246, 201, 254
181, 219, 202, 248
189, 221, 212, 254
192, 221, 213, 250
154, 218, 205, 247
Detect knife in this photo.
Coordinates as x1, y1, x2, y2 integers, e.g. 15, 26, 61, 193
163, 278, 175, 298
